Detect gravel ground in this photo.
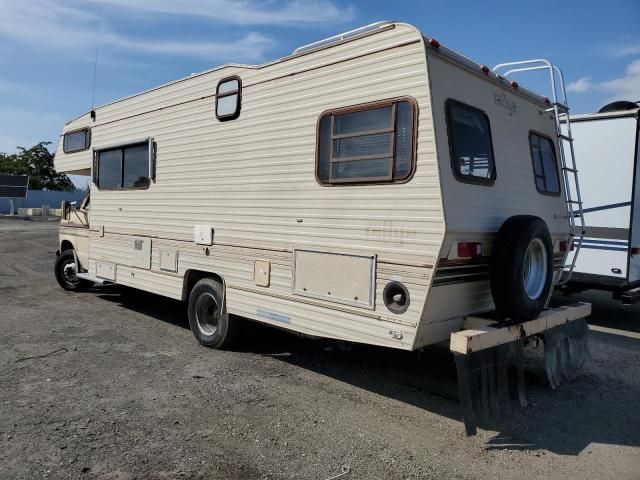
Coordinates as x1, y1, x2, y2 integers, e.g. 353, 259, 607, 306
1, 217, 639, 480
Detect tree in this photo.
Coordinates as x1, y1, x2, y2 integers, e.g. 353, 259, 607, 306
0, 142, 75, 191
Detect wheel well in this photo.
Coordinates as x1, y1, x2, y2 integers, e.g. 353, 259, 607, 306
60, 240, 75, 252
183, 270, 225, 301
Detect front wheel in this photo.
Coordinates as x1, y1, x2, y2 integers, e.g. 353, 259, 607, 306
187, 278, 241, 349
54, 250, 90, 291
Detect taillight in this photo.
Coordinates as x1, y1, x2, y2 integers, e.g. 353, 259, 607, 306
457, 242, 482, 258
559, 240, 575, 252
631, 247, 640, 255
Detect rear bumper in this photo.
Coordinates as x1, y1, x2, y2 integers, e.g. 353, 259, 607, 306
562, 272, 640, 300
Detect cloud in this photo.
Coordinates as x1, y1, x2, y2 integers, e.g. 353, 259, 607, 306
0, 0, 351, 62
606, 42, 640, 58
102, 31, 274, 62
87, 0, 355, 25
566, 77, 593, 94
598, 59, 640, 100
567, 60, 640, 102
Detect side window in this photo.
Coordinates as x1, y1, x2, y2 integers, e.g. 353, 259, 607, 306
316, 98, 417, 184
95, 140, 151, 189
446, 100, 496, 184
529, 132, 561, 195
63, 128, 91, 153
216, 77, 241, 120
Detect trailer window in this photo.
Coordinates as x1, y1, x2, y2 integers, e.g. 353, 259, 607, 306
529, 133, 561, 195
95, 141, 151, 189
316, 98, 416, 184
63, 128, 91, 153
216, 77, 241, 120
446, 100, 496, 185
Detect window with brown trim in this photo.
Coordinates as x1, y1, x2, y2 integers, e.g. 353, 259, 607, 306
216, 77, 241, 120
316, 98, 417, 184
445, 100, 496, 185
63, 128, 91, 153
529, 132, 561, 195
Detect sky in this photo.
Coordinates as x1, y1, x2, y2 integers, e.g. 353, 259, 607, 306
0, 0, 638, 165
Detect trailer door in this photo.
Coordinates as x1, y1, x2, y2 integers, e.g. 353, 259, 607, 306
565, 116, 637, 279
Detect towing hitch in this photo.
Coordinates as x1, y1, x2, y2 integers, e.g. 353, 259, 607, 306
450, 302, 591, 435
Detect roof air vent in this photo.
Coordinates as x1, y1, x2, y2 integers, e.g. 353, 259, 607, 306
597, 100, 639, 113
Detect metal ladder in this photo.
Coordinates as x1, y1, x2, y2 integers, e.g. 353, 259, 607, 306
492, 59, 585, 285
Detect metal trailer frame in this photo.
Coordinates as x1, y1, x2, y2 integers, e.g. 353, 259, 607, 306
450, 302, 591, 435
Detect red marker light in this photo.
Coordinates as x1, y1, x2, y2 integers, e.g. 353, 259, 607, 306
428, 38, 440, 48
631, 247, 640, 255
457, 242, 482, 258
510, 80, 519, 89
559, 240, 575, 252
480, 65, 490, 75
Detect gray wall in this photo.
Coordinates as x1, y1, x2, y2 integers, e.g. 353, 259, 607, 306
0, 190, 87, 214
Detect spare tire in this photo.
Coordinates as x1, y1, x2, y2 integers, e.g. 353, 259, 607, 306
490, 215, 554, 323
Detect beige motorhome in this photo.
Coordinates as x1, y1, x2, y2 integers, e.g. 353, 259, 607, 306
54, 21, 582, 350
54, 22, 593, 433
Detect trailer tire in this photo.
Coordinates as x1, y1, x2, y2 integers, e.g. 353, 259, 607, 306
188, 278, 240, 349
490, 215, 554, 323
54, 250, 90, 291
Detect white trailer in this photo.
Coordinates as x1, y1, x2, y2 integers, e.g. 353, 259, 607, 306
561, 103, 640, 304
52, 22, 590, 434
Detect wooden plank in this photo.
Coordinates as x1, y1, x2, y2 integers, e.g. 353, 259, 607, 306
450, 302, 592, 354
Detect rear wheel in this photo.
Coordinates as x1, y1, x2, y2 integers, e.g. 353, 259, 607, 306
490, 216, 554, 322
187, 278, 240, 349
54, 250, 90, 291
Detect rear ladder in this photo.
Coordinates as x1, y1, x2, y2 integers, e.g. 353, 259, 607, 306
493, 59, 585, 285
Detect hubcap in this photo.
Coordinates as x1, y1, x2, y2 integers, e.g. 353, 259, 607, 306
523, 238, 548, 300
195, 292, 220, 336
63, 261, 79, 284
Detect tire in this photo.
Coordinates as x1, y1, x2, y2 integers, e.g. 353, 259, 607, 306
54, 250, 90, 291
490, 215, 554, 323
187, 278, 240, 349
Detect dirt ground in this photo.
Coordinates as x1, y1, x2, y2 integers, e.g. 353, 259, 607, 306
1, 217, 639, 480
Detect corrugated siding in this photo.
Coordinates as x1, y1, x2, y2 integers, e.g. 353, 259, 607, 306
55, 24, 446, 349
426, 54, 569, 235
413, 53, 571, 347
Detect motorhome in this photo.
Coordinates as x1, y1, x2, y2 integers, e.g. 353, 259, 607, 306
53, 22, 591, 433
561, 102, 640, 304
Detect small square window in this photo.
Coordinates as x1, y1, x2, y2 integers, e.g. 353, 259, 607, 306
216, 77, 241, 120
446, 100, 496, 185
529, 132, 561, 195
63, 128, 91, 153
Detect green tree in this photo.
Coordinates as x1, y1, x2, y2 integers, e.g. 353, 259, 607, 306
0, 142, 75, 191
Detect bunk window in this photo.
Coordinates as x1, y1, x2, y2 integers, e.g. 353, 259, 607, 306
216, 77, 241, 120
529, 132, 561, 195
63, 128, 91, 153
316, 98, 417, 184
94, 140, 152, 189
446, 100, 496, 185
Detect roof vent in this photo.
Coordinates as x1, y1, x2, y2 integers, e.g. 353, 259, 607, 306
598, 100, 639, 113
